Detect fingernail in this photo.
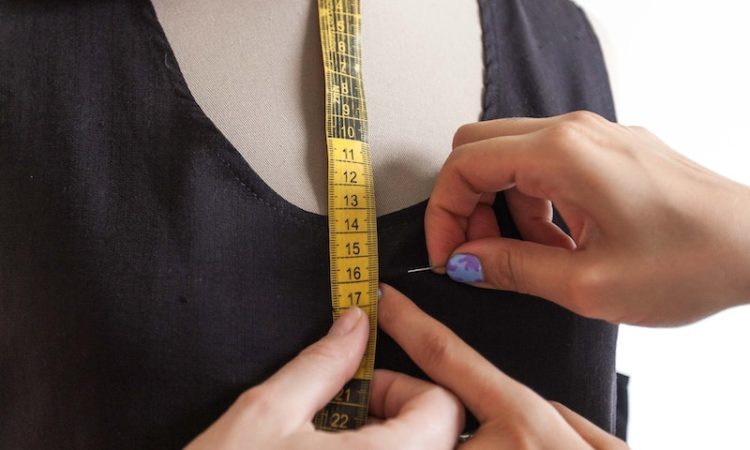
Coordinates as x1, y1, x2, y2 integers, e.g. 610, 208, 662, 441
328, 307, 363, 336
446, 253, 484, 283
377, 287, 383, 300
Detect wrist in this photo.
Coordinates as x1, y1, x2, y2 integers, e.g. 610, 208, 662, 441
737, 247, 750, 307
722, 183, 750, 307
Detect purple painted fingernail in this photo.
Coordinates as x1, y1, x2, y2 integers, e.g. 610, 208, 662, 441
446, 253, 484, 284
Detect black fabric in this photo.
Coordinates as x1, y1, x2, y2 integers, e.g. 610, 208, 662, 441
0, 1, 620, 448
616, 373, 630, 441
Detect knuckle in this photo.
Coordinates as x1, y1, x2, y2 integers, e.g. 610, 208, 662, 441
566, 268, 594, 313
502, 424, 544, 450
543, 122, 585, 154
566, 264, 611, 318
444, 144, 480, 186
447, 141, 471, 164
427, 384, 462, 410
548, 400, 563, 409
488, 247, 528, 294
452, 122, 478, 149
472, 382, 507, 419
564, 109, 604, 125
506, 405, 566, 449
542, 111, 605, 156
235, 386, 262, 409
628, 125, 654, 139
234, 386, 274, 416
420, 327, 455, 370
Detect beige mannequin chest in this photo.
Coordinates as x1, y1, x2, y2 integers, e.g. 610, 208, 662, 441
152, 0, 483, 215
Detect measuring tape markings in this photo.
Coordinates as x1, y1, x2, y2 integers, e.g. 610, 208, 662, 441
313, 0, 379, 432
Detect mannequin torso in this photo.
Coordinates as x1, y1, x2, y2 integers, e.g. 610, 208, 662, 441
151, 0, 483, 215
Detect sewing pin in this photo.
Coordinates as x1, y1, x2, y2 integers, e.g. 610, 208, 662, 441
406, 266, 434, 274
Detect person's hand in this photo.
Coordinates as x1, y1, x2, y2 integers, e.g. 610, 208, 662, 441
378, 284, 629, 450
186, 307, 464, 449
425, 111, 750, 326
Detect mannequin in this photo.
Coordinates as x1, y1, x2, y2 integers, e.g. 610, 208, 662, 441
151, 0, 484, 215
0, 2, 624, 446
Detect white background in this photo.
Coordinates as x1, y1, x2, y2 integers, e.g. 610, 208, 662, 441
573, 1, 750, 448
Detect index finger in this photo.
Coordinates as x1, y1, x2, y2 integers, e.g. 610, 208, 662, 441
426, 133, 547, 268
377, 284, 540, 422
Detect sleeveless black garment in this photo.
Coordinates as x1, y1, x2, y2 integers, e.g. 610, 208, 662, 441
0, 1, 622, 448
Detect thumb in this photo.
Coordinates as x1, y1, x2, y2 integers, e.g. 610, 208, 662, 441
445, 237, 578, 305
258, 307, 369, 427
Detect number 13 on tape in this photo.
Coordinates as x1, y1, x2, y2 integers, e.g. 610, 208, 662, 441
312, 0, 379, 432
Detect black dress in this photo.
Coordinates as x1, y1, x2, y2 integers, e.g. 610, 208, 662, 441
0, 1, 623, 448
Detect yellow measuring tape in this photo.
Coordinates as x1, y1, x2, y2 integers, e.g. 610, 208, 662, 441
313, 0, 378, 432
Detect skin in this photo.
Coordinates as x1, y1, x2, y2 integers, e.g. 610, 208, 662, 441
191, 112, 749, 447
378, 284, 628, 450
186, 306, 465, 450
426, 111, 750, 326
189, 286, 628, 449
